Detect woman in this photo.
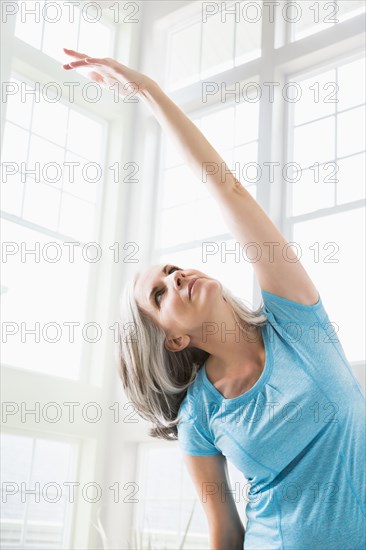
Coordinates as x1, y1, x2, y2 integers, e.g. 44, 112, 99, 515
63, 50, 366, 550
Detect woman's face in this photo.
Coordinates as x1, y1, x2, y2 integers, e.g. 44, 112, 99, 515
134, 263, 225, 342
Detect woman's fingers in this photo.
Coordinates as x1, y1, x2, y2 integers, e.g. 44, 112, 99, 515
63, 60, 85, 69
63, 61, 82, 70
63, 48, 88, 59
63, 49, 108, 66
63, 58, 109, 70
61, 52, 146, 97
63, 48, 93, 70
84, 57, 107, 64
63, 59, 95, 70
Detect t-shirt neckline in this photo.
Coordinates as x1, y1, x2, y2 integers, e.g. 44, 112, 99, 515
201, 324, 273, 404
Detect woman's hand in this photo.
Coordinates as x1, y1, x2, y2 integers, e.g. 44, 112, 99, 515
62, 48, 155, 97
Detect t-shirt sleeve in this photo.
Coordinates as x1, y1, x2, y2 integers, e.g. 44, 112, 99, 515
260, 288, 330, 329
177, 397, 221, 457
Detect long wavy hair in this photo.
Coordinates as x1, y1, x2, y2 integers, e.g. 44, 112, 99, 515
116, 270, 268, 441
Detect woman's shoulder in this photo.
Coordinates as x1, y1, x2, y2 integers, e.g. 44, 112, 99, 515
260, 288, 329, 327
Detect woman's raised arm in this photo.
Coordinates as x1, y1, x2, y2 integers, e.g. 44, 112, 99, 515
63, 51, 319, 305
62, 49, 236, 199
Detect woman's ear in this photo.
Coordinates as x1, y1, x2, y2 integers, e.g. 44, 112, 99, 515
164, 335, 190, 353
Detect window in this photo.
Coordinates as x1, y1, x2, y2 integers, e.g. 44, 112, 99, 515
1, 431, 77, 548
166, 0, 262, 91
287, 53, 365, 362
290, 0, 365, 42
14, 0, 114, 62
2, 75, 105, 241
1, 73, 106, 379
135, 443, 247, 549
2, 4, 127, 548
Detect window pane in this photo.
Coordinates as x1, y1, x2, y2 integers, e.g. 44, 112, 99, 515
162, 134, 185, 169
201, 11, 234, 78
63, 151, 98, 203
159, 105, 238, 244
42, 1, 80, 63
26, 439, 72, 541
337, 105, 365, 158
28, 134, 65, 189
1, 121, 29, 167
1, 433, 33, 543
77, 18, 113, 58
22, 177, 61, 230
1, 219, 90, 379
1, 432, 76, 548
167, 22, 201, 91
67, 110, 103, 161
293, 117, 335, 169
200, 106, 235, 152
137, 445, 212, 546
2, 74, 104, 242
293, 70, 336, 126
158, 203, 199, 248
338, 57, 366, 111
194, 197, 228, 239
181, 499, 207, 535
234, 101, 259, 145
144, 448, 181, 500
32, 99, 69, 148
1, 122, 29, 216
293, 1, 337, 41
15, 2, 113, 63
337, 153, 365, 204
289, 166, 335, 216
58, 193, 96, 242
289, 58, 365, 215
292, 1, 365, 42
0, 178, 24, 217
338, 0, 365, 21
293, 208, 365, 362
144, 500, 181, 532
235, 2, 262, 64
161, 165, 199, 209
15, 1, 43, 49
166, 2, 263, 91
5, 77, 33, 129
158, 195, 230, 249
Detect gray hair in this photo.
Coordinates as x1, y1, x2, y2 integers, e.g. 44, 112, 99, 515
116, 270, 268, 441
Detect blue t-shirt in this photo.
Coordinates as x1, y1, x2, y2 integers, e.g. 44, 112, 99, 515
177, 289, 366, 550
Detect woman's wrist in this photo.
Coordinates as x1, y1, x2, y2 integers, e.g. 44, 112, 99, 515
137, 77, 161, 103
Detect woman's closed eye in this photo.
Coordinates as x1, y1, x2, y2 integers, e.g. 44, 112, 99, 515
155, 266, 181, 306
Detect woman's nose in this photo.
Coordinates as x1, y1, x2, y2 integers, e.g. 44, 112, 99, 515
173, 270, 185, 287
